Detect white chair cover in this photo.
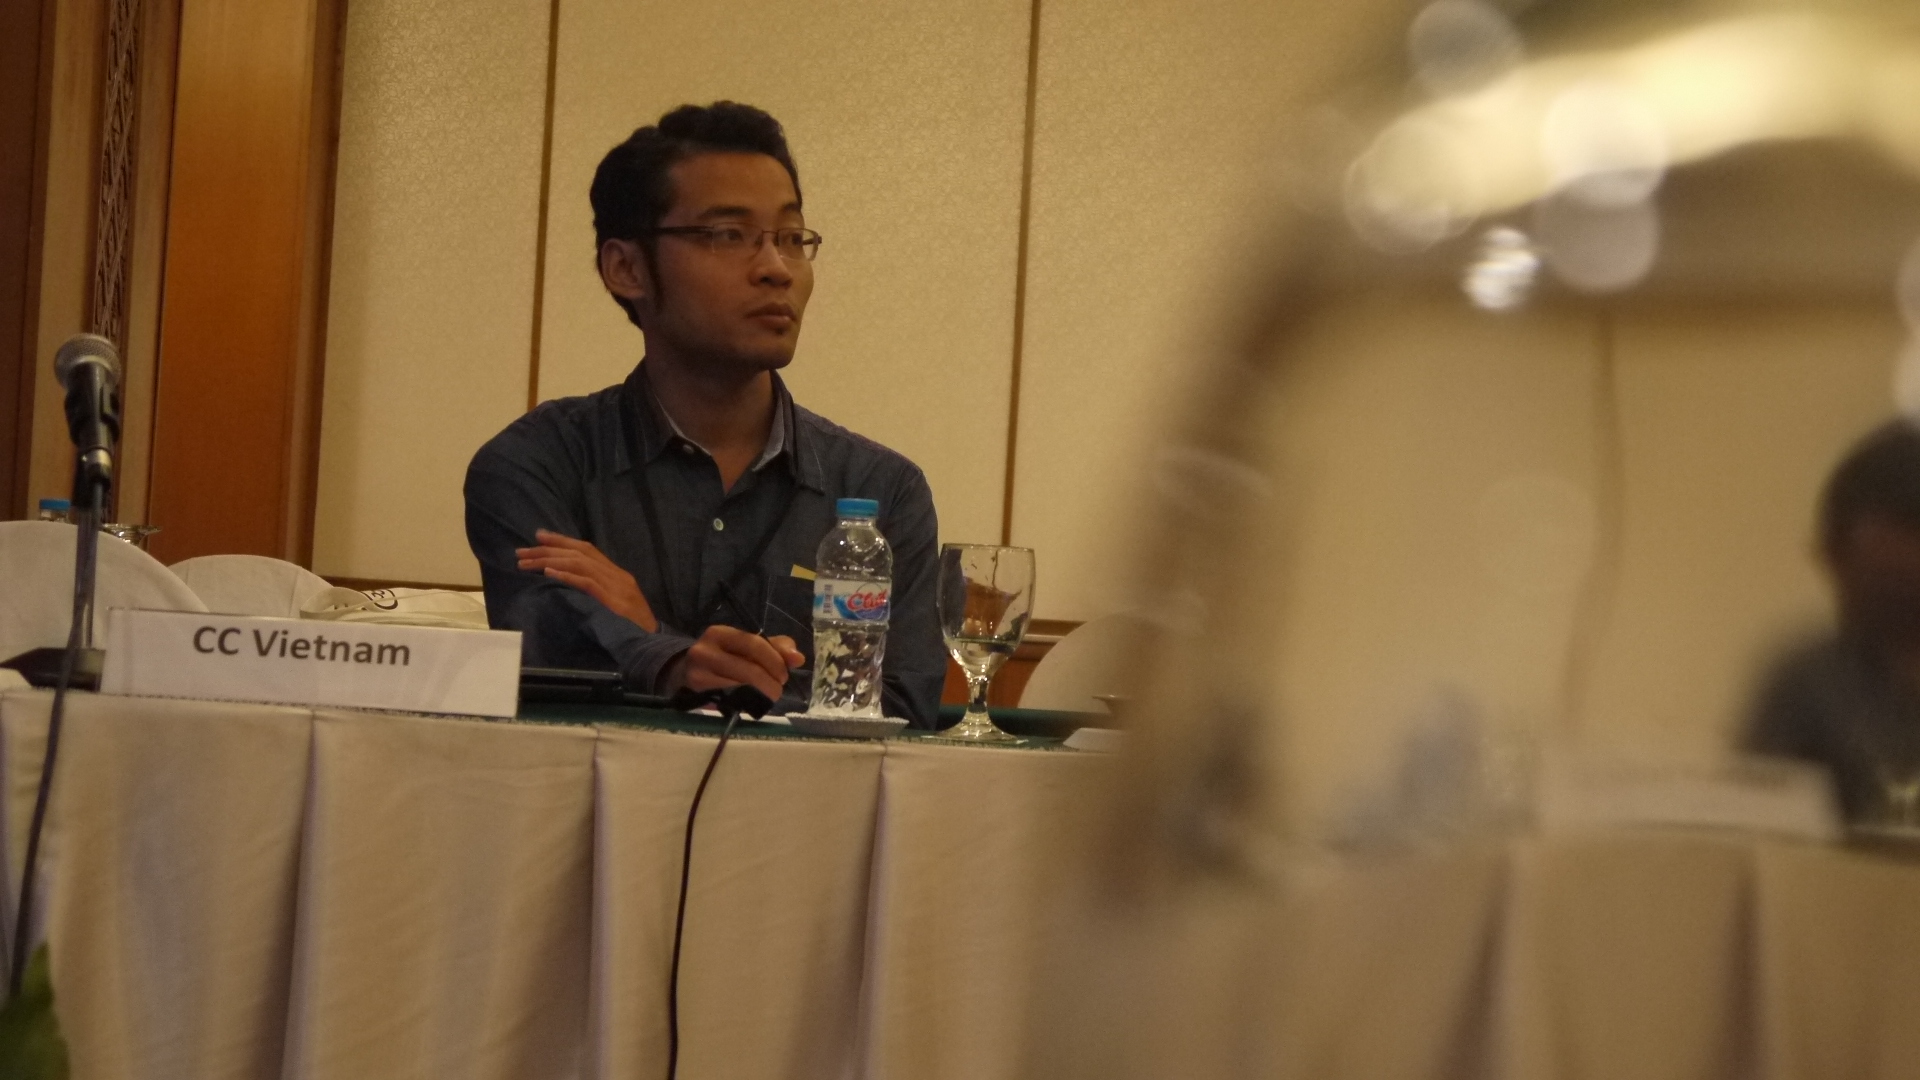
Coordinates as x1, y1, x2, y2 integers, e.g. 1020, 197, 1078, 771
1018, 613, 1150, 713
169, 554, 333, 618
0, 520, 208, 661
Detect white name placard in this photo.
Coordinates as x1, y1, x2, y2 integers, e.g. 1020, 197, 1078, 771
101, 608, 522, 718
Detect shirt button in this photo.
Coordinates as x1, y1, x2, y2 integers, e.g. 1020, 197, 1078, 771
712, 518, 725, 532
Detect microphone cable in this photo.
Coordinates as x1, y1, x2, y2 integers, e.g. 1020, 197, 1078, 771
8, 483, 103, 999
663, 683, 771, 1080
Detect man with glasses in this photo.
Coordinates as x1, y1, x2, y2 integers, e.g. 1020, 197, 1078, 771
464, 101, 944, 725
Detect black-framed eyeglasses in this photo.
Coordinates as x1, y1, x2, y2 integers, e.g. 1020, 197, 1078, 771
649, 224, 823, 263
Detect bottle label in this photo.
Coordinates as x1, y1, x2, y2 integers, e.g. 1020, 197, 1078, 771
814, 578, 890, 623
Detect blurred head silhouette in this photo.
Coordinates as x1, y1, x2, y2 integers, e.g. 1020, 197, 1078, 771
1821, 420, 1920, 649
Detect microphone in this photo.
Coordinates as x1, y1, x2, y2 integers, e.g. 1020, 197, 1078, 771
53, 333, 121, 489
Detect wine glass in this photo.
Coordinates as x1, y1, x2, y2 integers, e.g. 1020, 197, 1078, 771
1874, 759, 1920, 831
936, 544, 1035, 743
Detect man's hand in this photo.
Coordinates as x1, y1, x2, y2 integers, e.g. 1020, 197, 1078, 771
664, 625, 805, 702
516, 529, 659, 632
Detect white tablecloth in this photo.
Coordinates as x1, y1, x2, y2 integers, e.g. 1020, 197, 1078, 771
1028, 831, 1920, 1080
0, 690, 1107, 1079
13, 688, 1920, 1079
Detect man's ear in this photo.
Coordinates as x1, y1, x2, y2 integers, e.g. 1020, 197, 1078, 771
599, 238, 652, 310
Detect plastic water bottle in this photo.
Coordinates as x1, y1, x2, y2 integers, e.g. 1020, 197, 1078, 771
808, 498, 891, 717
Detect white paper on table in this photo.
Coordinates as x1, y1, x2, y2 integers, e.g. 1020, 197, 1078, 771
1537, 745, 1841, 841
1065, 727, 1124, 753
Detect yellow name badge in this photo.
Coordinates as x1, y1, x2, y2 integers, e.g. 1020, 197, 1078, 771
790, 564, 816, 580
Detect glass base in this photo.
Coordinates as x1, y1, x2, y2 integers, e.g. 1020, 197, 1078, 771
932, 708, 1021, 744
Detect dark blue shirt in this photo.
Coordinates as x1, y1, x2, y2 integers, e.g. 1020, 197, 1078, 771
464, 364, 944, 727
1745, 632, 1920, 823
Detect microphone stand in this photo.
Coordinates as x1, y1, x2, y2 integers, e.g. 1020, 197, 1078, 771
7, 451, 111, 999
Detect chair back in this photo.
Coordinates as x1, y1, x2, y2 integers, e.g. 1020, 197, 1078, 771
1018, 613, 1150, 713
169, 554, 333, 617
0, 520, 208, 661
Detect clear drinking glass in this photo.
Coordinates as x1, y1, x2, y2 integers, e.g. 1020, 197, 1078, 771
1875, 761, 1920, 831
936, 543, 1035, 743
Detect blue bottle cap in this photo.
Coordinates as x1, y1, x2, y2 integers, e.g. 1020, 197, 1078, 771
38, 498, 70, 512
835, 497, 879, 519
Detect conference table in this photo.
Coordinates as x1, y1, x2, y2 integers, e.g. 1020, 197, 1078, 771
7, 686, 1920, 1079
0, 688, 1109, 1079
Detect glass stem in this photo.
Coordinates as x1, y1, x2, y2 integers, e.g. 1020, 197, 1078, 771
966, 672, 992, 724
1897, 779, 1920, 827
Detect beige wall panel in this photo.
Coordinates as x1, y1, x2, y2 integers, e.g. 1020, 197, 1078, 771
1579, 301, 1903, 756
537, 0, 1030, 551
1249, 294, 1605, 831
1238, 296, 1902, 833
1009, 0, 1402, 620
313, 0, 552, 584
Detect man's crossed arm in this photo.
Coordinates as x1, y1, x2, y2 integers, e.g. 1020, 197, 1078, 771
515, 528, 802, 700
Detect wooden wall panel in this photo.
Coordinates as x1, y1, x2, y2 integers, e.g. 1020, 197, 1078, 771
145, 0, 338, 563
0, 0, 50, 518
22, 0, 105, 518
114, 0, 185, 528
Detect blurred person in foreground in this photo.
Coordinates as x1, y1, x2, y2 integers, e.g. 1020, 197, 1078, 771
1744, 419, 1920, 822
464, 102, 943, 725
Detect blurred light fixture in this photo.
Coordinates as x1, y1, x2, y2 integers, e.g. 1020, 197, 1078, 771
1356, 13, 1920, 230
1532, 192, 1660, 292
1408, 0, 1524, 96
1462, 224, 1541, 309
1540, 79, 1668, 206
1344, 114, 1479, 251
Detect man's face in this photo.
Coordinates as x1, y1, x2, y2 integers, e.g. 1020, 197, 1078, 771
627, 151, 814, 375
1832, 513, 1920, 646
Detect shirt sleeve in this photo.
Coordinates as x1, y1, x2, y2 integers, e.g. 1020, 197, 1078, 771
877, 464, 945, 728
464, 421, 696, 692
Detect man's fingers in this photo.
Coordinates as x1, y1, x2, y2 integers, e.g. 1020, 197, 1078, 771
520, 550, 611, 581
766, 634, 805, 668
521, 546, 655, 632
684, 642, 785, 700
684, 664, 783, 701
543, 568, 609, 606
516, 547, 576, 568
711, 626, 792, 681
519, 549, 590, 570
518, 545, 600, 566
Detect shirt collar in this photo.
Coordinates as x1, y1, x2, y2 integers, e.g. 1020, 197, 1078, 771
751, 395, 787, 473
623, 362, 817, 489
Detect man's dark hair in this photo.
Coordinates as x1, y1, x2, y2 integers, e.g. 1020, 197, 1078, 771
1820, 419, 1920, 557
589, 101, 802, 325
